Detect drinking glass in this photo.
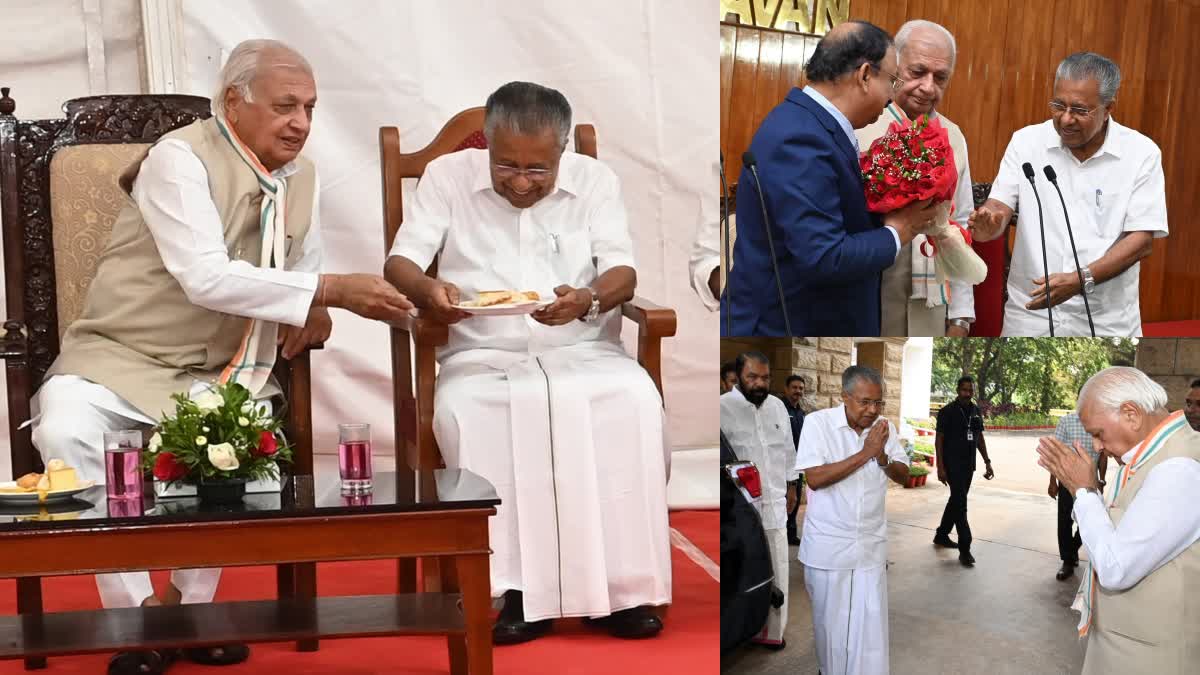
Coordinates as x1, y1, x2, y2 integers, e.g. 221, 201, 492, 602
104, 430, 144, 501
338, 423, 372, 494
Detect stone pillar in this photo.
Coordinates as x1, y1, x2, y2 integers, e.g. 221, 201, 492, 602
1135, 338, 1200, 412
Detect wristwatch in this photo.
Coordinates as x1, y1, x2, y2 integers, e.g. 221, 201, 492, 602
1075, 486, 1100, 500
948, 318, 970, 332
582, 288, 600, 322
1081, 266, 1095, 295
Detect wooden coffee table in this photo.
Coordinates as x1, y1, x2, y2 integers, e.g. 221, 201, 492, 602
0, 470, 498, 674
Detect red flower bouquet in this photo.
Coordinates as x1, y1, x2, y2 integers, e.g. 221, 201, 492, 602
859, 114, 957, 213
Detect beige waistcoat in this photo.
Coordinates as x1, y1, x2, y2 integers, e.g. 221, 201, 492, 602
1081, 422, 1200, 675
855, 105, 969, 336
47, 117, 315, 420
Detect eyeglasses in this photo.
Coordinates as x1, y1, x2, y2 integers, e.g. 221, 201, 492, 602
491, 163, 555, 181
1049, 101, 1100, 120
849, 397, 885, 409
871, 64, 904, 92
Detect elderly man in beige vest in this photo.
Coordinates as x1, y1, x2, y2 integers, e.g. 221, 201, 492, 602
30, 40, 411, 674
1037, 367, 1200, 674
854, 20, 976, 337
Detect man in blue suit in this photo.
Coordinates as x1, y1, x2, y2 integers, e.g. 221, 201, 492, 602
723, 21, 944, 336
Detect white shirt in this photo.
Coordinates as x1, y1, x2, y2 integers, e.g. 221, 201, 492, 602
794, 405, 908, 570
689, 213, 720, 312
720, 389, 798, 530
134, 139, 322, 328
388, 149, 636, 362
1073, 448, 1200, 591
989, 118, 1168, 336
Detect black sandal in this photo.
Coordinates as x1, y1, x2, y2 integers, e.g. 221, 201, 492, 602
182, 644, 251, 666
107, 649, 177, 675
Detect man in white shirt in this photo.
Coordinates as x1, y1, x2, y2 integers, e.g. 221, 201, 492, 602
720, 351, 798, 649
970, 52, 1168, 336
794, 365, 910, 675
385, 81, 670, 645
30, 40, 412, 673
854, 19, 976, 337
1037, 367, 1200, 674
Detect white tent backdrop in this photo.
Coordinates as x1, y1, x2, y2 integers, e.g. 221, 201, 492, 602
0, 2, 718, 488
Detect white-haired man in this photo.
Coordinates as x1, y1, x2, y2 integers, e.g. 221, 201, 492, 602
385, 81, 670, 644
971, 52, 1168, 336
795, 366, 910, 674
1037, 367, 1200, 674
31, 39, 412, 674
854, 19, 976, 337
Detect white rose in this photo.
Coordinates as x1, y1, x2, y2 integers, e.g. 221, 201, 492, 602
195, 435, 208, 446
193, 391, 225, 413
241, 401, 255, 414
238, 417, 250, 427
207, 443, 240, 471
148, 432, 162, 452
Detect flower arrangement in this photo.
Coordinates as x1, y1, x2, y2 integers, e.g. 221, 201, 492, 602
859, 115, 988, 286
142, 382, 292, 489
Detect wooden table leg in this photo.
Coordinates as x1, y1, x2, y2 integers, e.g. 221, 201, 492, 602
18, 577, 46, 670
455, 554, 492, 675
440, 556, 467, 675
294, 562, 319, 652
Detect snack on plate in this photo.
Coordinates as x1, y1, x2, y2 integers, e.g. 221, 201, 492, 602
2, 458, 80, 494
463, 290, 541, 307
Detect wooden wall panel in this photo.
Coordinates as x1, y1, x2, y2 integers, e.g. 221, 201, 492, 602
719, 0, 1200, 324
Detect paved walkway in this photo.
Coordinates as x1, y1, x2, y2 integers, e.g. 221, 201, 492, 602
722, 430, 1118, 675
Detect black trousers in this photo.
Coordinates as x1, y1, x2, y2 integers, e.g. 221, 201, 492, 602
936, 469, 973, 553
1057, 480, 1083, 564
786, 486, 801, 542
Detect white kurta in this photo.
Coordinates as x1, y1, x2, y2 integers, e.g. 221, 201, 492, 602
388, 149, 671, 622
30, 143, 320, 609
989, 119, 1168, 336
794, 405, 906, 674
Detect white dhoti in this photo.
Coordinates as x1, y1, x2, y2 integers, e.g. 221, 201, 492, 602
753, 526, 789, 645
433, 340, 672, 622
804, 564, 890, 675
30, 374, 243, 608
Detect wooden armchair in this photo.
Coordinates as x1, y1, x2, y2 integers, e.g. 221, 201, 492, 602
379, 107, 677, 591
0, 88, 319, 666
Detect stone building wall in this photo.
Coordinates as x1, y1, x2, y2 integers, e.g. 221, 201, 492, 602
1135, 338, 1200, 411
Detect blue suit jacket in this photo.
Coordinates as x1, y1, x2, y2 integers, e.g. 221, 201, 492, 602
723, 88, 897, 336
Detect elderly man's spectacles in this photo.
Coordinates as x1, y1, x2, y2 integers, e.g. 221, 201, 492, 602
1049, 101, 1100, 120
850, 397, 885, 409
492, 163, 555, 181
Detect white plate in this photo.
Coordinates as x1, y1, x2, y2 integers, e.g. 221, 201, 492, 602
453, 298, 554, 316
0, 480, 97, 505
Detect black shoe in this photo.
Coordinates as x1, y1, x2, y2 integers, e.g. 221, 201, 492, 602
933, 534, 959, 549
182, 644, 250, 666
492, 591, 554, 645
959, 551, 976, 566
583, 605, 663, 639
1056, 562, 1077, 581
108, 649, 177, 675
755, 638, 786, 651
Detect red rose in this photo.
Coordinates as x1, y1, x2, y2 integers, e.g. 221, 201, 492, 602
884, 171, 900, 187
916, 161, 934, 175
153, 452, 187, 481
907, 139, 923, 156
256, 430, 278, 457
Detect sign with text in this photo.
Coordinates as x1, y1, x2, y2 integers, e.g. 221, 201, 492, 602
720, 0, 851, 36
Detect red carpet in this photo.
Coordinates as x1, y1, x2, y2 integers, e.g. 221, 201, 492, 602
0, 511, 717, 674
1143, 320, 1200, 336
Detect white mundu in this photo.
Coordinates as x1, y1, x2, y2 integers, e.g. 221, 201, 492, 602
794, 406, 908, 675
989, 118, 1168, 336
388, 148, 672, 622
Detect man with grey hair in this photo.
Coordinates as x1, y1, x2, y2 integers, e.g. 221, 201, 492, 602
794, 365, 910, 674
1037, 366, 1200, 674
31, 38, 412, 674
971, 52, 1168, 336
855, 19, 976, 337
385, 81, 669, 644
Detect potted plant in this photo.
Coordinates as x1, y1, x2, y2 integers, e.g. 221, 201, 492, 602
141, 382, 293, 505
908, 464, 930, 488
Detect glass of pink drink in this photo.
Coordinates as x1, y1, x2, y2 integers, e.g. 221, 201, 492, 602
103, 430, 144, 501
338, 423, 372, 494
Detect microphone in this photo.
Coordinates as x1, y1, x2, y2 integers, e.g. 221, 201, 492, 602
1022, 162, 1054, 337
1043, 165, 1095, 337
719, 151, 731, 335
742, 151, 792, 336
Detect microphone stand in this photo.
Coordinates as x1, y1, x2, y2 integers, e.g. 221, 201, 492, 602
1022, 163, 1054, 336
743, 152, 792, 336
1043, 166, 1096, 337
719, 152, 731, 335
